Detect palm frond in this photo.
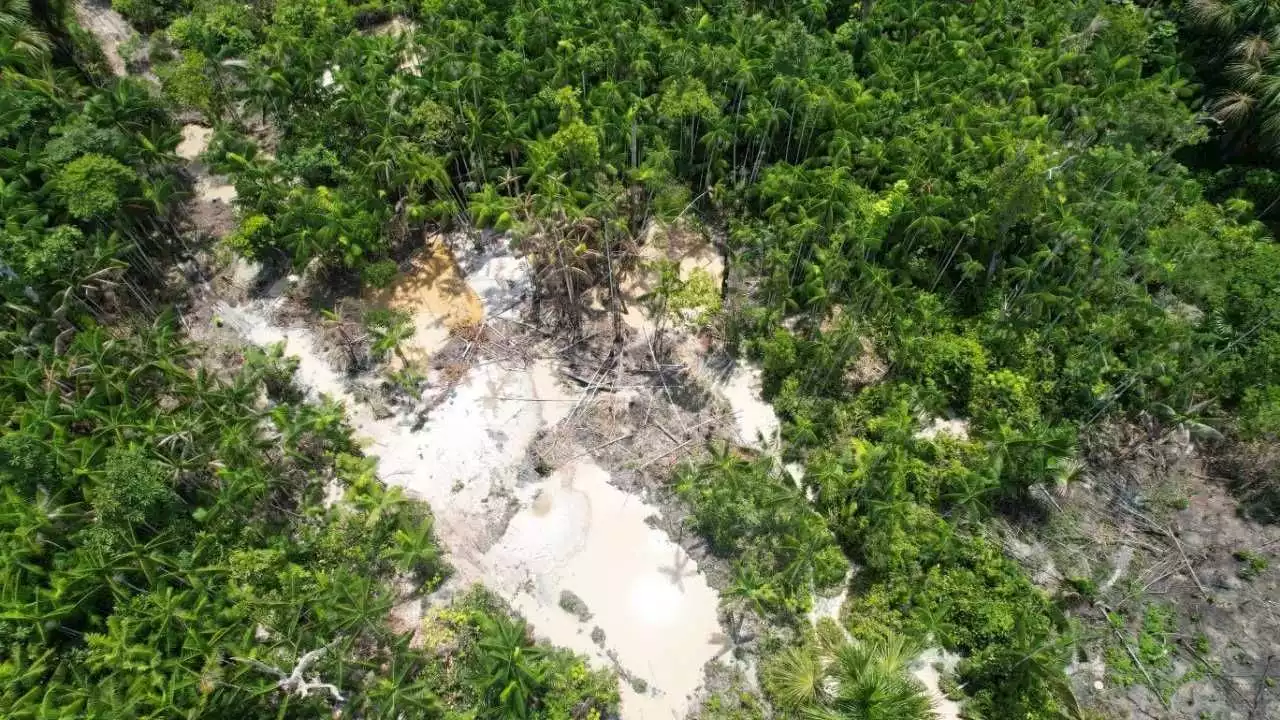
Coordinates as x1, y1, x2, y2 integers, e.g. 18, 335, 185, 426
1186, 0, 1238, 34
1226, 60, 1265, 89
763, 646, 829, 710
1211, 90, 1258, 124
871, 632, 922, 675
1257, 106, 1280, 147
1233, 34, 1271, 63
4, 23, 48, 58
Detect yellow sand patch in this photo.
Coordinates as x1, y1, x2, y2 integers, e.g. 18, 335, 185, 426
366, 236, 483, 368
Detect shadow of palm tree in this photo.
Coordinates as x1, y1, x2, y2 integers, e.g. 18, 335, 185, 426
657, 546, 697, 591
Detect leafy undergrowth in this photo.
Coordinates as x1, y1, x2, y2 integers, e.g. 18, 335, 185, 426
1103, 604, 1198, 700
418, 588, 619, 719
676, 447, 848, 617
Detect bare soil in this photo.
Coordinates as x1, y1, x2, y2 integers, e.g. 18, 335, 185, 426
1001, 420, 1280, 719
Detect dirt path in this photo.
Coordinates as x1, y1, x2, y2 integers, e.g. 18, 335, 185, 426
74, 0, 133, 77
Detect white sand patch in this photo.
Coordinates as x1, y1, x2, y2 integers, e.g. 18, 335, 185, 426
911, 648, 963, 720
486, 459, 722, 718
466, 252, 530, 315
364, 16, 417, 36
218, 243, 722, 719
176, 123, 238, 205
713, 363, 780, 450
916, 417, 970, 442
675, 241, 723, 289
176, 124, 214, 160
784, 462, 805, 487
665, 340, 781, 452
218, 304, 353, 404
196, 177, 237, 204
807, 586, 848, 627
361, 17, 423, 74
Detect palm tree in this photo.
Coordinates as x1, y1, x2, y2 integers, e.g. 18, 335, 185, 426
764, 628, 936, 720
474, 614, 545, 719
0, 0, 49, 64
1181, 0, 1280, 153
367, 311, 416, 366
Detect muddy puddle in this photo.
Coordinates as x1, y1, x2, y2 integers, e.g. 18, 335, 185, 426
489, 459, 723, 718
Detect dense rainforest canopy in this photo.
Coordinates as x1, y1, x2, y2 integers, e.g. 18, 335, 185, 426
3, 0, 1279, 717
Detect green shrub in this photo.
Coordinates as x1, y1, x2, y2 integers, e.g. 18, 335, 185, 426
167, 1, 260, 56
361, 259, 400, 289
969, 369, 1043, 431
112, 0, 187, 31
226, 213, 273, 257
677, 450, 849, 615
53, 154, 135, 220
1234, 549, 1269, 580
1240, 386, 1280, 439
897, 332, 988, 409
157, 50, 218, 113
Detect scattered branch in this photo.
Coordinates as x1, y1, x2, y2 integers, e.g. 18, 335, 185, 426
233, 637, 347, 705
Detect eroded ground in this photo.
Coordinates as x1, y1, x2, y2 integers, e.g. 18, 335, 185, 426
206, 229, 779, 718
1002, 422, 1280, 719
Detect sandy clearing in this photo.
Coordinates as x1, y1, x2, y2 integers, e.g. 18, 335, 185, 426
911, 648, 963, 720
87, 9, 738, 713
195, 177, 238, 204
176, 125, 214, 161
218, 243, 725, 719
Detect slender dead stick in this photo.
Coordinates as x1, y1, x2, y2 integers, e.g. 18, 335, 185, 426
1111, 626, 1170, 712
1165, 527, 1209, 600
